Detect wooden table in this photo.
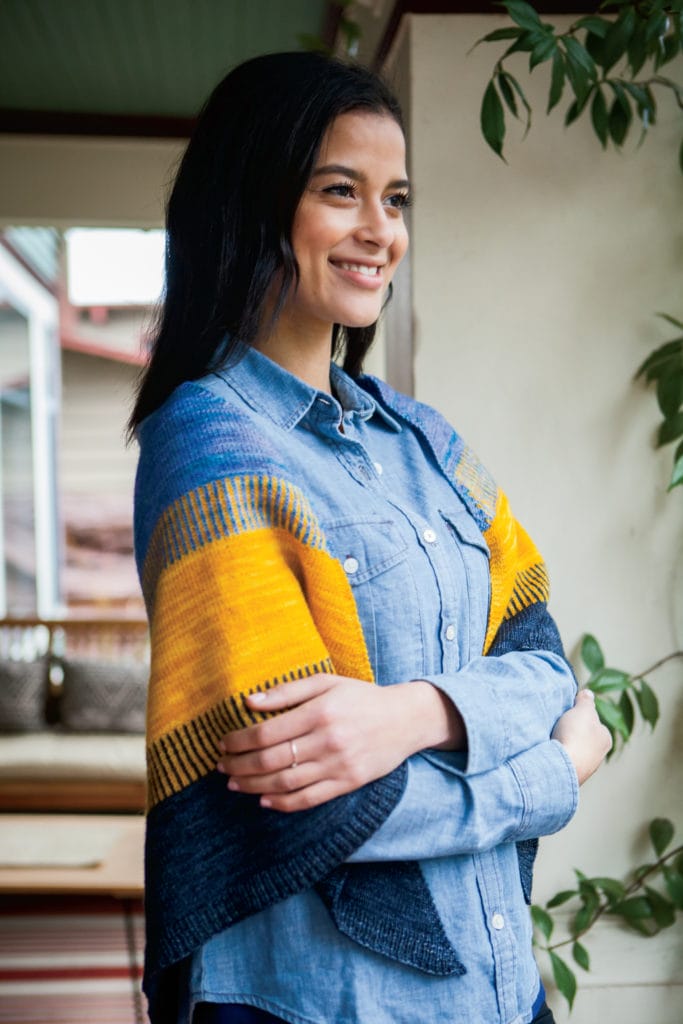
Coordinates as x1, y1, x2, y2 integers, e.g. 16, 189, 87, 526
0, 813, 144, 898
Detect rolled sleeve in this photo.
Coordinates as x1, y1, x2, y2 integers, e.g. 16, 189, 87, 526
348, 740, 579, 864
423, 649, 577, 775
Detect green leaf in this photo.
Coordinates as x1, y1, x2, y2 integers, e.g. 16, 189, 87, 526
575, 16, 610, 38
592, 876, 626, 904
602, 6, 637, 73
503, 73, 532, 136
612, 895, 653, 920
644, 886, 676, 928
626, 23, 648, 76
481, 79, 506, 159
621, 80, 650, 114
636, 679, 659, 728
581, 633, 604, 673
669, 440, 683, 490
549, 951, 577, 1010
564, 35, 598, 78
546, 889, 577, 908
548, 51, 566, 112
530, 32, 557, 69
659, 33, 680, 68
531, 904, 554, 940
499, 0, 543, 32
635, 336, 683, 379
656, 312, 683, 331
644, 12, 668, 46
656, 370, 683, 419
498, 72, 519, 118
479, 27, 524, 43
649, 818, 675, 857
572, 940, 590, 971
663, 867, 683, 908
608, 94, 631, 146
591, 87, 609, 147
657, 412, 683, 446
594, 696, 629, 739
563, 40, 595, 106
584, 28, 607, 65
618, 689, 635, 737
589, 667, 631, 693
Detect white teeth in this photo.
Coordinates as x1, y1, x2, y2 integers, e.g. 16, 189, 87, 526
337, 262, 380, 276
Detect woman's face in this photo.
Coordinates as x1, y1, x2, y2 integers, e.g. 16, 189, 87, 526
286, 110, 410, 337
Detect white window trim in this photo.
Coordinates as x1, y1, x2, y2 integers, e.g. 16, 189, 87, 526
0, 243, 60, 617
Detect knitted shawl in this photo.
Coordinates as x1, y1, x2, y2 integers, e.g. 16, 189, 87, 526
134, 372, 564, 1022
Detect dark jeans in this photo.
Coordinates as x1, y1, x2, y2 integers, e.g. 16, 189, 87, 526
193, 1001, 557, 1023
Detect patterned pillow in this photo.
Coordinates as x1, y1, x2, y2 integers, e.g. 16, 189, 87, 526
60, 658, 148, 733
0, 657, 49, 732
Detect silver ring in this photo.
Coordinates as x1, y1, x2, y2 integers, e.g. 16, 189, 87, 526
289, 739, 298, 769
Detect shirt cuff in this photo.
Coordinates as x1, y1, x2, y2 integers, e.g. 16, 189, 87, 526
423, 649, 576, 775
508, 739, 579, 840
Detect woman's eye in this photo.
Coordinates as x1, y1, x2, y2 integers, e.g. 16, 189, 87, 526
323, 182, 357, 199
385, 192, 412, 210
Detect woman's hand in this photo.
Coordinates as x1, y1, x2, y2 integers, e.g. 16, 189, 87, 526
216, 674, 465, 812
551, 689, 612, 785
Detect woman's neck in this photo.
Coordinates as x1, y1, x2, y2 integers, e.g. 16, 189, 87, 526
253, 316, 333, 394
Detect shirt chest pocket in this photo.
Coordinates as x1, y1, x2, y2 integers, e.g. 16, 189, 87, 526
439, 509, 491, 659
323, 515, 425, 681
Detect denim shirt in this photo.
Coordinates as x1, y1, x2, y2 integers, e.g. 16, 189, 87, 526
183, 347, 579, 1024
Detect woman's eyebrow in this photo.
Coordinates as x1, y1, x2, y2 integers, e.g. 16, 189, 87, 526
311, 163, 411, 190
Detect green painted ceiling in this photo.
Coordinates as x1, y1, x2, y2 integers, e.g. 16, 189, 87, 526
0, 0, 330, 119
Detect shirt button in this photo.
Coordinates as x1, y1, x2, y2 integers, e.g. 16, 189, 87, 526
373, 462, 383, 476
492, 913, 505, 930
343, 556, 359, 575
423, 527, 437, 544
445, 624, 456, 642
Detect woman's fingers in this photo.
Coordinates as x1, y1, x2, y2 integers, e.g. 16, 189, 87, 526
226, 758, 321, 797
217, 733, 313, 778
217, 675, 340, 755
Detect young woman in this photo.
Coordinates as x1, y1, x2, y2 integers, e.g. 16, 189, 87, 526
130, 52, 611, 1024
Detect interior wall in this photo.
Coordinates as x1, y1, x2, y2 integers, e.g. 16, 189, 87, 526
401, 14, 683, 1022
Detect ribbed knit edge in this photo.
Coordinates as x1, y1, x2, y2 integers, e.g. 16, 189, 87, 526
144, 764, 408, 1022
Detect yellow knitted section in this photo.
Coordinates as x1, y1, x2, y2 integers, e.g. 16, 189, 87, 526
483, 489, 550, 654
143, 476, 374, 809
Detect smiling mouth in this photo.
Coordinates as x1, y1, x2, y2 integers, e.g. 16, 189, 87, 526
332, 261, 383, 277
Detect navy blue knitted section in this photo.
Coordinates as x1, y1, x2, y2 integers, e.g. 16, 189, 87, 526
317, 861, 466, 977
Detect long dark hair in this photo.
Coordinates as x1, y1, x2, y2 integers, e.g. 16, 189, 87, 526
128, 52, 403, 434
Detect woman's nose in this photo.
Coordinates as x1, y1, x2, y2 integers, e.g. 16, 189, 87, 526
355, 204, 395, 249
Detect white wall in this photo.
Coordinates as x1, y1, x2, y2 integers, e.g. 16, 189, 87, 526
394, 14, 683, 1022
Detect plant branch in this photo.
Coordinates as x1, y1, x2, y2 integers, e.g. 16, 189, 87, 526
632, 650, 683, 679
540, 843, 683, 953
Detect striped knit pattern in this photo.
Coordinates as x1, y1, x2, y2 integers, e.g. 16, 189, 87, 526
147, 657, 334, 807
141, 470, 372, 810
503, 563, 550, 621
453, 444, 498, 527
142, 474, 326, 612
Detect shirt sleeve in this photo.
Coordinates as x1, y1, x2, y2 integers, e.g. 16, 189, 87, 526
347, 739, 578, 864
423, 647, 578, 776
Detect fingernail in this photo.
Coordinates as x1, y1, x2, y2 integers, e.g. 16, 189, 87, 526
216, 762, 226, 774
260, 796, 272, 808
249, 692, 267, 704
228, 778, 240, 791
218, 740, 227, 752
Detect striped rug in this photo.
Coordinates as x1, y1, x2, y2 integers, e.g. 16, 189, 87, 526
0, 895, 145, 1023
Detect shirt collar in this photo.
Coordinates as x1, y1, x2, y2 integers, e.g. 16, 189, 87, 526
214, 344, 401, 433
